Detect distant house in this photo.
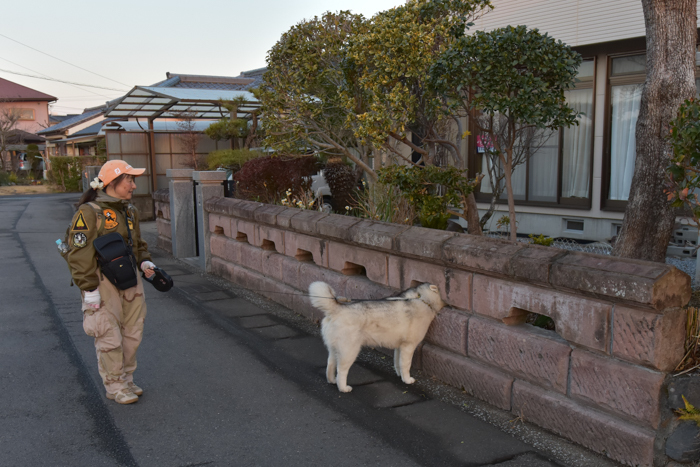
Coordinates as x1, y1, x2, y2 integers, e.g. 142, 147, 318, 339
0, 77, 56, 134
102, 70, 262, 218
38, 105, 108, 157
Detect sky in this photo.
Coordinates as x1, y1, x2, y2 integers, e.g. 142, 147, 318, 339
1, 0, 405, 116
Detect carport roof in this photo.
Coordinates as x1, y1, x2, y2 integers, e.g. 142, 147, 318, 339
105, 86, 259, 120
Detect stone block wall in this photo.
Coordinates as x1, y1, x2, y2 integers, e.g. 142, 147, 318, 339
153, 189, 172, 253
203, 197, 691, 466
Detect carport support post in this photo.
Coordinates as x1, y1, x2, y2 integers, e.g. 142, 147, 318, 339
166, 169, 196, 258
192, 171, 227, 272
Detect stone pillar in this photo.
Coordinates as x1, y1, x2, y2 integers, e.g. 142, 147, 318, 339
193, 170, 227, 272
166, 169, 196, 258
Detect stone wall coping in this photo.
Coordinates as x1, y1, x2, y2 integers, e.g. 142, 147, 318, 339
204, 197, 691, 310
166, 168, 194, 179
152, 188, 170, 203
192, 170, 227, 182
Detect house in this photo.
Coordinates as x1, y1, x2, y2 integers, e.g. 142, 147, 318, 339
38, 104, 108, 157
464, 0, 700, 246
0, 77, 56, 171
101, 70, 262, 218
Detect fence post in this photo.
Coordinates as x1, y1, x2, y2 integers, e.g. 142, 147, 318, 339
192, 170, 227, 272
166, 169, 196, 258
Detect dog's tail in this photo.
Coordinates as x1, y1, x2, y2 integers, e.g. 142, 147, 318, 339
309, 281, 341, 315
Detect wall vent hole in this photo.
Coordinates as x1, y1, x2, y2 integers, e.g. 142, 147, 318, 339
262, 239, 276, 251
214, 226, 224, 235
342, 261, 367, 276
295, 249, 313, 262
236, 232, 249, 243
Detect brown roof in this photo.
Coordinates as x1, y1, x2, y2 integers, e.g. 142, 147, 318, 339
0, 77, 57, 102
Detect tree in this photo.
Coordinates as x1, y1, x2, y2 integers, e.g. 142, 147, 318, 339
0, 107, 21, 172
259, 11, 375, 179
613, 0, 697, 262
173, 111, 203, 170
431, 25, 581, 241
205, 97, 260, 150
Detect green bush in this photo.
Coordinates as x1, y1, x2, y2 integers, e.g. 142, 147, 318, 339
49, 156, 106, 192
529, 234, 554, 246
207, 149, 262, 172
0, 171, 12, 185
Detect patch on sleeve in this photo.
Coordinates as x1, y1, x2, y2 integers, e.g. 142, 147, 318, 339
103, 209, 118, 229
72, 232, 87, 248
72, 212, 89, 231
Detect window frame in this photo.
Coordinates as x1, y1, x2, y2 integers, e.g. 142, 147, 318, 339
470, 56, 597, 209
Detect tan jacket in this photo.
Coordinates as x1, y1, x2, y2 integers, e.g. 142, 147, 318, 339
66, 192, 151, 291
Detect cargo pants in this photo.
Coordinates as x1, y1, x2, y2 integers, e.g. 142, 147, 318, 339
81, 270, 147, 395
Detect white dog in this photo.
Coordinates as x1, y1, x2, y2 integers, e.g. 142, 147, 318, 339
308, 282, 445, 393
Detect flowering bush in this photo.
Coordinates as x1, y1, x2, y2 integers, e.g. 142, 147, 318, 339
233, 155, 320, 204
667, 98, 700, 228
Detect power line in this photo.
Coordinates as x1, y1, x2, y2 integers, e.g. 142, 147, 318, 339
0, 68, 129, 92
0, 56, 113, 98
0, 32, 131, 88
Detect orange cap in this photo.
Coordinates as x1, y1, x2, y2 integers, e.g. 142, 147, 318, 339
98, 160, 145, 186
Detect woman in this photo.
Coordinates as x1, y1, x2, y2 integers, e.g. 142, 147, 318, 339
65, 160, 156, 405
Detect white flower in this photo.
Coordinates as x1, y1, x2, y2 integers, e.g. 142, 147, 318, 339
345, 206, 350, 210
90, 177, 104, 190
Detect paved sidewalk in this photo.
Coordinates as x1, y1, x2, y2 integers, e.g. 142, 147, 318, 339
141, 222, 619, 467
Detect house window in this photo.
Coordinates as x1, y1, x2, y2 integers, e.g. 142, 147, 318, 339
476, 58, 595, 207
10, 108, 35, 121
604, 51, 700, 209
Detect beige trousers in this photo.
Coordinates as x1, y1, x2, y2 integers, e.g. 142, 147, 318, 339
81, 272, 147, 395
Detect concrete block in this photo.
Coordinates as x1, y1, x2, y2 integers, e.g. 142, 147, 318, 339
284, 231, 328, 267
316, 214, 363, 241
156, 218, 172, 239
289, 210, 330, 235
570, 349, 665, 428
512, 380, 655, 467
157, 236, 172, 253
551, 252, 691, 310
168, 169, 196, 258
256, 225, 285, 254
445, 268, 472, 311
389, 256, 445, 295
275, 207, 301, 229
279, 255, 302, 290
328, 242, 388, 285
472, 275, 611, 353
422, 344, 513, 410
344, 276, 396, 300
510, 245, 565, 284
348, 220, 411, 250
254, 204, 287, 226
395, 226, 456, 260
425, 308, 469, 356
442, 234, 525, 276
261, 251, 284, 282
239, 242, 263, 273
297, 262, 350, 298
293, 292, 324, 323
210, 235, 242, 265
236, 220, 257, 245
208, 213, 231, 238
613, 306, 687, 371
468, 316, 571, 393
258, 275, 297, 310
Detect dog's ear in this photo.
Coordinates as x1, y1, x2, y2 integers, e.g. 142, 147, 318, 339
429, 285, 439, 293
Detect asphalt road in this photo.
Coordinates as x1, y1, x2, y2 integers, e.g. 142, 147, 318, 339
0, 193, 613, 467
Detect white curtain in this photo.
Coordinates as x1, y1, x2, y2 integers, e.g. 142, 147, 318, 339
529, 130, 559, 202
609, 84, 642, 200
480, 153, 525, 199
561, 89, 594, 198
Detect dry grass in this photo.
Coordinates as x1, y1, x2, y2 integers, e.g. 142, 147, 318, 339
674, 304, 700, 375
0, 185, 54, 196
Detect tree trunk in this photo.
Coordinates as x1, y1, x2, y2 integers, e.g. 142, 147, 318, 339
465, 192, 483, 235
501, 150, 518, 242
613, 0, 697, 261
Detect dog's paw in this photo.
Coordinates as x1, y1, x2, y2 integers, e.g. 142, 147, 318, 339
338, 385, 353, 393
402, 377, 415, 385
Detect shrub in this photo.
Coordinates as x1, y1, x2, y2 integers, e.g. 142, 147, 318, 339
49, 156, 106, 192
350, 182, 415, 225
233, 155, 320, 204
207, 149, 262, 172
0, 171, 10, 186
529, 234, 554, 246
323, 160, 357, 212
667, 98, 700, 226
